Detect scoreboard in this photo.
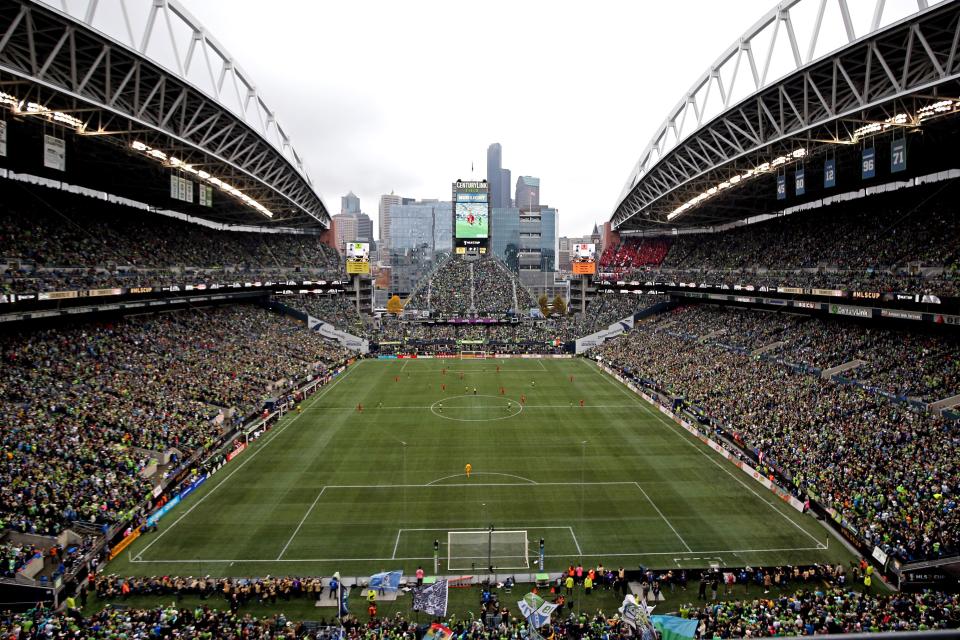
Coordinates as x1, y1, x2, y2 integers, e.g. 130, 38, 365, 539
572, 243, 596, 275
345, 241, 370, 274
452, 180, 489, 257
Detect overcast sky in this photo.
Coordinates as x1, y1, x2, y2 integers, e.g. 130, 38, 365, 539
179, 0, 868, 237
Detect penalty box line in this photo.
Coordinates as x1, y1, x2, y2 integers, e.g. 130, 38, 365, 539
279, 480, 685, 561
392, 526, 582, 559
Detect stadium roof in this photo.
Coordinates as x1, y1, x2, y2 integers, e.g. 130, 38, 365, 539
0, 0, 331, 229
612, 0, 960, 233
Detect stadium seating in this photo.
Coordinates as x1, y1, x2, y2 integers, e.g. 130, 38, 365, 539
602, 181, 959, 296
599, 237, 671, 271
0, 304, 348, 536
595, 305, 959, 562
0, 186, 343, 295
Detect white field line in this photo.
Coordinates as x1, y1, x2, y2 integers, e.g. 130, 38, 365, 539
567, 526, 583, 556
306, 404, 636, 411
276, 487, 327, 560
321, 481, 639, 489
130, 545, 829, 564
583, 359, 827, 550
133, 361, 365, 561
425, 471, 537, 485
388, 369, 550, 374
285, 481, 663, 559
391, 530, 402, 559
634, 482, 692, 552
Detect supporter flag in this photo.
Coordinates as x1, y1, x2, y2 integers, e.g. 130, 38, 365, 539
517, 592, 559, 628
650, 615, 698, 640
619, 594, 655, 636
424, 623, 453, 640
369, 570, 402, 592
337, 580, 349, 617
412, 579, 448, 616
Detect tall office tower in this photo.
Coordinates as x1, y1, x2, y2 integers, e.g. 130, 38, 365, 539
487, 143, 503, 209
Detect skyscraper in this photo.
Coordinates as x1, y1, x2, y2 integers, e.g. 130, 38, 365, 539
354, 212, 374, 242
487, 143, 503, 209
341, 191, 360, 215
516, 176, 540, 211
500, 168, 512, 208
379, 193, 402, 264
332, 213, 358, 253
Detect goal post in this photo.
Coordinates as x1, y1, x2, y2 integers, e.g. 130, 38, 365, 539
447, 529, 529, 571
458, 350, 488, 359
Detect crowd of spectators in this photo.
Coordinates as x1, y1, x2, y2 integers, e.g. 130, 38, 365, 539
0, 304, 348, 536
406, 257, 534, 316
602, 181, 959, 296
594, 305, 959, 562
0, 186, 343, 295
2, 570, 958, 638
687, 587, 959, 636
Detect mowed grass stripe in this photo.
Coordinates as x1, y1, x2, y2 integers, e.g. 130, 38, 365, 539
112, 358, 853, 578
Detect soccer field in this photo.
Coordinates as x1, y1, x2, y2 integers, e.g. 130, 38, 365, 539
113, 357, 854, 578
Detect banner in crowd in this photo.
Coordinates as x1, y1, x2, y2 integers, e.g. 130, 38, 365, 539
0, 120, 6, 157
619, 594, 655, 637
518, 592, 559, 628
369, 570, 402, 592
307, 315, 369, 353
339, 581, 349, 617
651, 615, 698, 640
575, 315, 634, 353
423, 623, 453, 640
412, 579, 448, 616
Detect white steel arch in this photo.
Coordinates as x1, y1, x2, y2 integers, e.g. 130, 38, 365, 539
615, 0, 951, 229
37, 0, 311, 186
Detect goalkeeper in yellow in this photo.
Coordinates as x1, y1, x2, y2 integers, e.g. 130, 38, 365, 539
465, 463, 472, 479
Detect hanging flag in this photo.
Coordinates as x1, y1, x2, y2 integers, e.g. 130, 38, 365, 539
369, 570, 403, 592
412, 579, 448, 616
651, 615, 698, 640
517, 592, 559, 628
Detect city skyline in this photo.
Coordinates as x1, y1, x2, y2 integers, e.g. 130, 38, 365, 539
185, 0, 777, 237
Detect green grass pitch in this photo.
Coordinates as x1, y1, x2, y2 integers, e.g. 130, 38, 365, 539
112, 357, 855, 578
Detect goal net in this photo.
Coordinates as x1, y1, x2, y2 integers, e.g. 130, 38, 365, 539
447, 529, 529, 571
458, 350, 488, 359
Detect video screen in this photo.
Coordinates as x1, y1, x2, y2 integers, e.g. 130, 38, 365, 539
346, 242, 370, 261
455, 202, 488, 239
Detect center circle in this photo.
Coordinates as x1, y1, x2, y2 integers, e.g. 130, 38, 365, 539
429, 394, 524, 422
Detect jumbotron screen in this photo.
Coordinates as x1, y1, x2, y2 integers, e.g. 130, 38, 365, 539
455, 201, 488, 239
345, 242, 370, 274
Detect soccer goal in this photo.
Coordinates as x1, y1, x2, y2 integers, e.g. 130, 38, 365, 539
447, 529, 529, 571
458, 350, 489, 359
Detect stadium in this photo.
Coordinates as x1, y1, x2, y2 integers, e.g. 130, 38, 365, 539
0, 0, 957, 638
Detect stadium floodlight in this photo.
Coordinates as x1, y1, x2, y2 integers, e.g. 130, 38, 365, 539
130, 140, 274, 218
667, 147, 807, 221
0, 94, 87, 132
